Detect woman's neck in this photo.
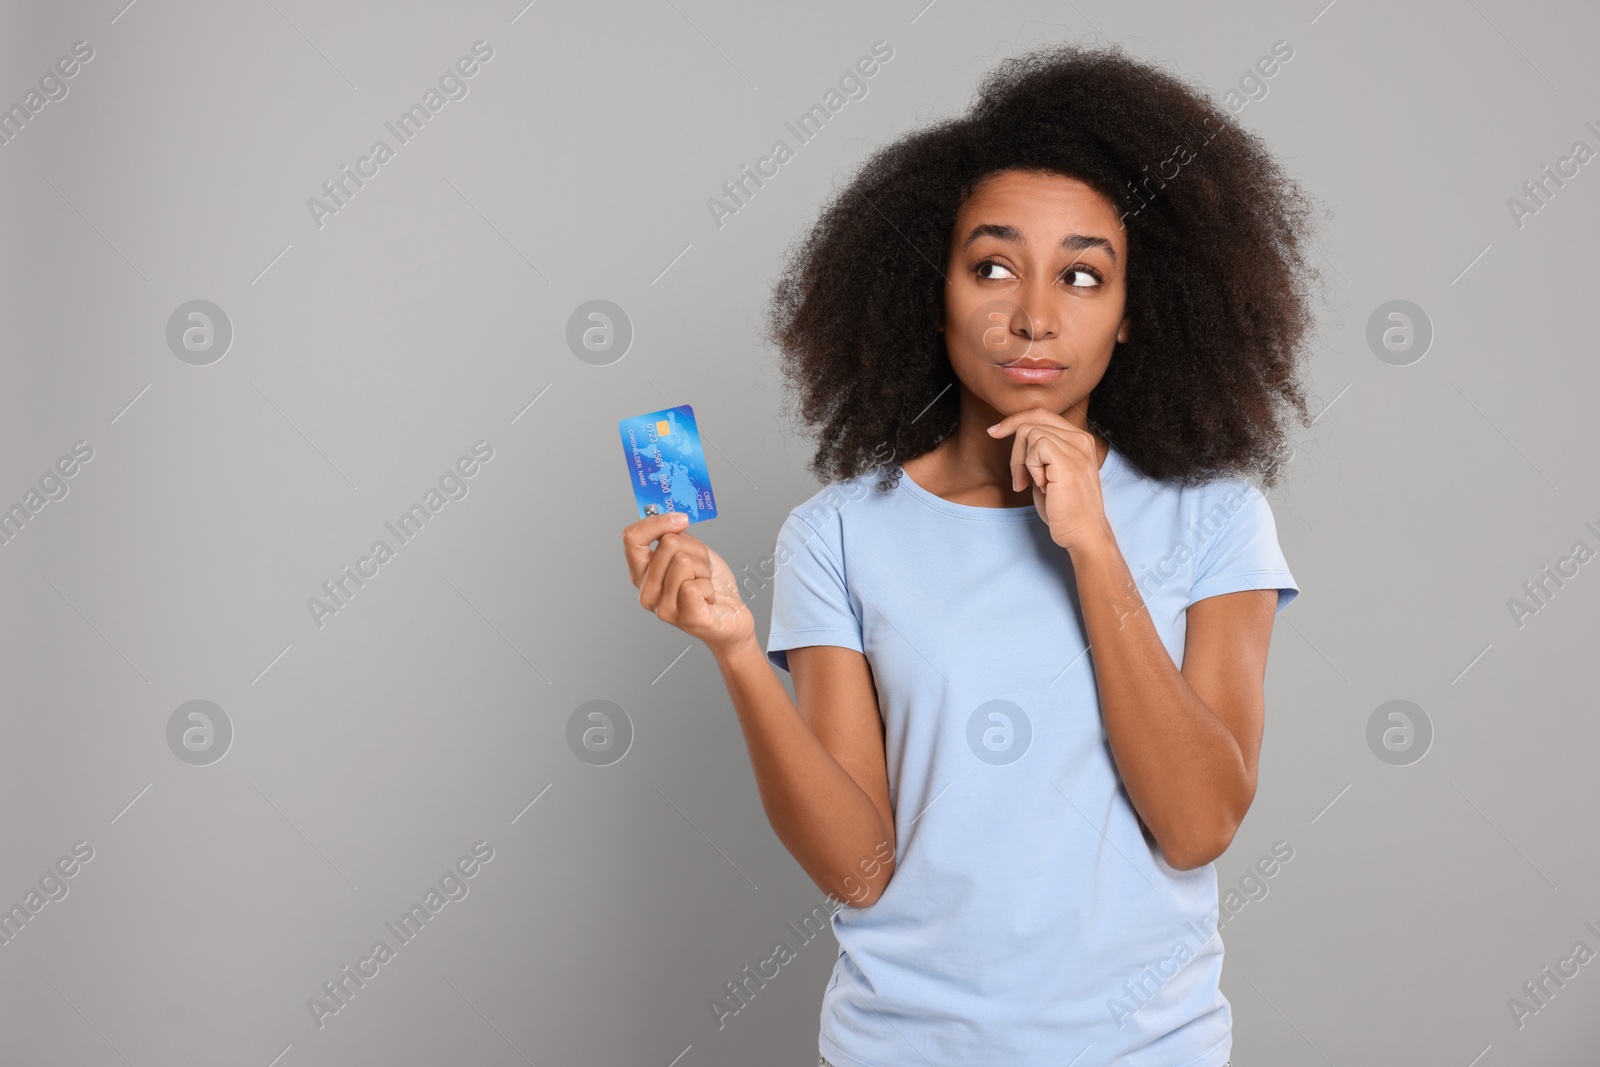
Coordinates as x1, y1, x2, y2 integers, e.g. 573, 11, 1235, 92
901, 390, 1106, 509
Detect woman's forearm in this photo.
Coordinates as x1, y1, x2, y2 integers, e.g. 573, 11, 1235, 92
711, 635, 896, 905
1068, 534, 1250, 869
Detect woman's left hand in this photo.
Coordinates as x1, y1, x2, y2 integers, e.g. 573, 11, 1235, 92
986, 407, 1115, 554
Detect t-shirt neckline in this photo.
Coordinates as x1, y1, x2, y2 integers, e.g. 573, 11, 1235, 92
893, 444, 1124, 521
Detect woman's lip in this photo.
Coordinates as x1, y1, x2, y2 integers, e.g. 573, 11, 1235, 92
999, 362, 1065, 383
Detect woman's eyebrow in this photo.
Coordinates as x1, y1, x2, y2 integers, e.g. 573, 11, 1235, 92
961, 223, 1118, 264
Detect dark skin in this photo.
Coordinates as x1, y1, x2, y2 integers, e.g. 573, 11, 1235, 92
911, 168, 1278, 868
623, 168, 1280, 901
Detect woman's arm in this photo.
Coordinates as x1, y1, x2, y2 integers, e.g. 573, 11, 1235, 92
714, 640, 897, 907
985, 408, 1280, 871
1070, 535, 1277, 870
622, 513, 896, 906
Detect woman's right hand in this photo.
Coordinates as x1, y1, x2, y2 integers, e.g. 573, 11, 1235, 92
622, 513, 756, 657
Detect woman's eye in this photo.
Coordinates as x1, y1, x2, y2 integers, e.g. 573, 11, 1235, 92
974, 260, 1101, 287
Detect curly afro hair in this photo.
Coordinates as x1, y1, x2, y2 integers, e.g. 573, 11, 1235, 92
764, 40, 1326, 493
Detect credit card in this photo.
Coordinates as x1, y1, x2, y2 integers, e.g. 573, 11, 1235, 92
617, 404, 718, 523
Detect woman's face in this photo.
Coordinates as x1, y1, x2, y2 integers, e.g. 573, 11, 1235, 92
940, 169, 1130, 421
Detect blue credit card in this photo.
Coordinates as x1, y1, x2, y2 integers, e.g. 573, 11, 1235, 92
618, 404, 718, 523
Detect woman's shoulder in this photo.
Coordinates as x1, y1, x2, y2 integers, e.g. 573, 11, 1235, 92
1114, 448, 1260, 503
783, 464, 899, 533
1110, 451, 1275, 544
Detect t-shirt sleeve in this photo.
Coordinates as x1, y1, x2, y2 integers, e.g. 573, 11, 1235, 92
1188, 480, 1300, 614
764, 508, 865, 673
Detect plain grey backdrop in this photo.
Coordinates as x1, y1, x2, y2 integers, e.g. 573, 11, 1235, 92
2, 0, 1598, 1064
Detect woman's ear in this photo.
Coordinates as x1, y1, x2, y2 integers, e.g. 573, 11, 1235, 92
1116, 315, 1130, 344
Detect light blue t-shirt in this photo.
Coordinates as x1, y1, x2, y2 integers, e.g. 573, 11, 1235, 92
764, 445, 1298, 1067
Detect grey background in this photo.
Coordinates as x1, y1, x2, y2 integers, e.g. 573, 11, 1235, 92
2, 0, 1597, 1064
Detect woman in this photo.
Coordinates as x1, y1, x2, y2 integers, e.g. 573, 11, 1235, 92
622, 41, 1321, 1067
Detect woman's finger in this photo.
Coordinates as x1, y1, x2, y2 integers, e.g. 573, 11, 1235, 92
647, 537, 712, 613
1015, 422, 1059, 490
665, 546, 711, 591
622, 513, 690, 587
638, 532, 688, 610
1009, 421, 1035, 491
1027, 426, 1091, 490
675, 576, 716, 621
988, 405, 1067, 438
1024, 428, 1056, 491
